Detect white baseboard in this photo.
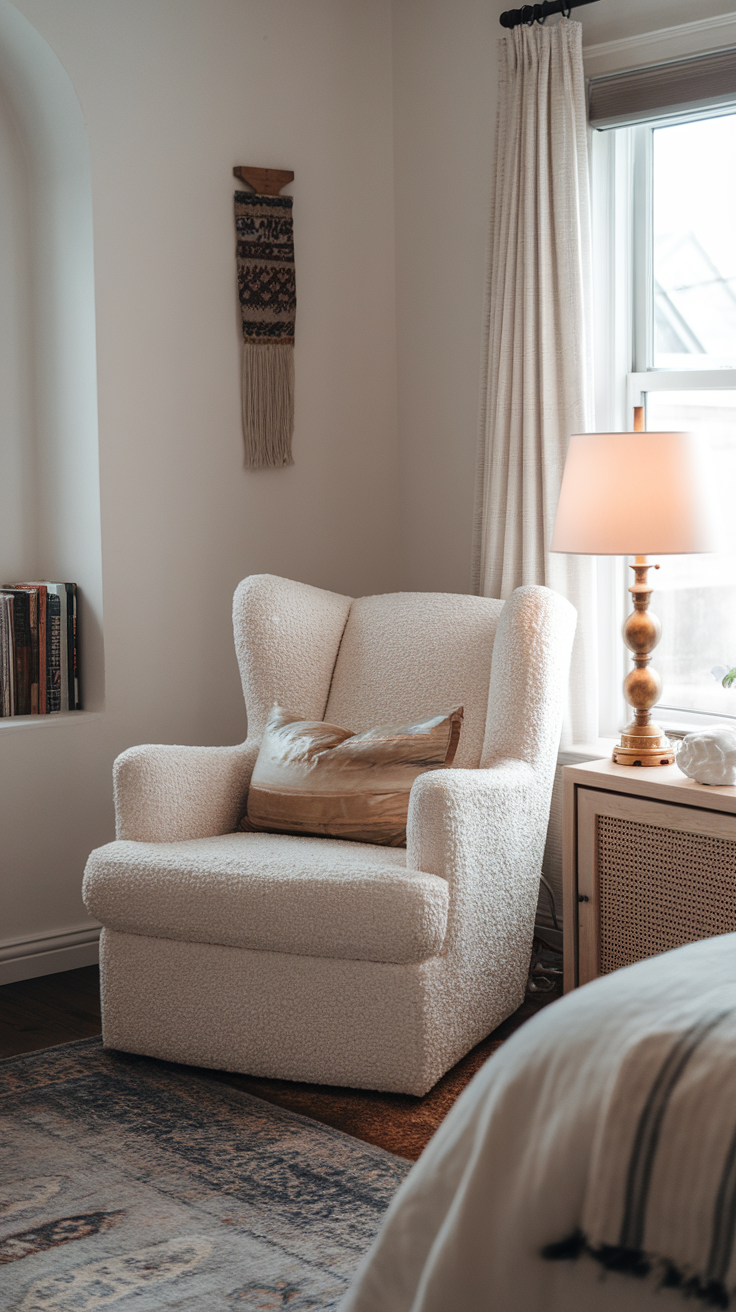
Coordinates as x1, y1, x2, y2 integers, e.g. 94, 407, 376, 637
0, 924, 100, 985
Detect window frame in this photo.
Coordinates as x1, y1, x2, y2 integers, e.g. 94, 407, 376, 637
590, 108, 736, 737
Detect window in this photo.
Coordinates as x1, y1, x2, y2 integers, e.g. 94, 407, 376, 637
649, 115, 736, 371
592, 106, 736, 732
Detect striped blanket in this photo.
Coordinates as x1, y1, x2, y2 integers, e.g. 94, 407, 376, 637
340, 938, 736, 1312
545, 1004, 736, 1307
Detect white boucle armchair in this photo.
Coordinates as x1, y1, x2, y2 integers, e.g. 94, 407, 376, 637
83, 574, 575, 1096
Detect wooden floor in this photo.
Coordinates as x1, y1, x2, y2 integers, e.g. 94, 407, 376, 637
0, 966, 103, 1058
0, 962, 559, 1160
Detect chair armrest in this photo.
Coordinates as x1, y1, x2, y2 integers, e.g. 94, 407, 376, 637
406, 760, 545, 960
113, 741, 259, 843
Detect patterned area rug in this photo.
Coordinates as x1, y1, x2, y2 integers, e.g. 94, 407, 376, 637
0, 1038, 410, 1311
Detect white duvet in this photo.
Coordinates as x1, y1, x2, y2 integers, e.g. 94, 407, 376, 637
340, 934, 736, 1312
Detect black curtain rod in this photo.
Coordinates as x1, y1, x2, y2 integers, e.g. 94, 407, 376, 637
500, 0, 599, 30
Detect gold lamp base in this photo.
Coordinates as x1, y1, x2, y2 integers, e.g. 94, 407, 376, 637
613, 723, 675, 768
612, 553, 675, 768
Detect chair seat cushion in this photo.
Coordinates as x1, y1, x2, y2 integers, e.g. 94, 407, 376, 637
83, 832, 449, 965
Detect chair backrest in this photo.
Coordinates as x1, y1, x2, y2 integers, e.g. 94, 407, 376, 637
233, 574, 352, 739
233, 575, 574, 773
324, 593, 503, 769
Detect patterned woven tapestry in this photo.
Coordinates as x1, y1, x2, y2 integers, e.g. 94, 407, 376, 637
234, 191, 296, 468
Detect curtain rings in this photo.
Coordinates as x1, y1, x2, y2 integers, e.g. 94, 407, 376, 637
523, 3, 548, 24
562, 2, 572, 17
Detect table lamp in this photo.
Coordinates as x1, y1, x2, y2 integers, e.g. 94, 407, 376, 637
551, 415, 717, 767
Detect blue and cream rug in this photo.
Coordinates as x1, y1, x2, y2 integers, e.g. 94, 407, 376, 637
0, 1038, 411, 1310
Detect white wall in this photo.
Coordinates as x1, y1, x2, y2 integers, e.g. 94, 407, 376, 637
1, 0, 400, 975
0, 68, 33, 584
391, 0, 496, 594
0, 0, 105, 721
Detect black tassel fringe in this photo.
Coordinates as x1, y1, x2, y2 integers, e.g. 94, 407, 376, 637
541, 1232, 731, 1307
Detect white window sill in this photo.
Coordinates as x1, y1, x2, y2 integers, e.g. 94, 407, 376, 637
560, 738, 616, 764
563, 723, 731, 769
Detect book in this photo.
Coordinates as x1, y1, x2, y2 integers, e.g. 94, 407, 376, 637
46, 590, 61, 714
66, 582, 78, 710
35, 586, 47, 714
0, 594, 15, 716
45, 585, 69, 712
0, 589, 31, 715
26, 587, 39, 713
11, 585, 49, 713
8, 585, 41, 713
73, 584, 79, 710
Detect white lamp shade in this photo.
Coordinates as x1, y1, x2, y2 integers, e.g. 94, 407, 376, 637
550, 431, 718, 555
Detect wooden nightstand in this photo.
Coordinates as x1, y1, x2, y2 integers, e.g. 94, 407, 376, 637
562, 757, 736, 992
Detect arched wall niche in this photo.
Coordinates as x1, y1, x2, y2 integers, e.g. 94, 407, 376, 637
0, 0, 103, 711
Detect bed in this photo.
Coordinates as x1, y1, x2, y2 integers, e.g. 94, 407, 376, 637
340, 934, 736, 1311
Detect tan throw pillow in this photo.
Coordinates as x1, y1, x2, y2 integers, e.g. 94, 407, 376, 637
241, 704, 464, 846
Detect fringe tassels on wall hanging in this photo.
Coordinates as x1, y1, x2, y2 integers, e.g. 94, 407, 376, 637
233, 168, 296, 469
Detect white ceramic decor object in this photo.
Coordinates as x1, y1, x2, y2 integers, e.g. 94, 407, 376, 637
676, 727, 736, 786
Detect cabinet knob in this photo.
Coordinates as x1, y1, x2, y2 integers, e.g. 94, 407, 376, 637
578, 893, 590, 903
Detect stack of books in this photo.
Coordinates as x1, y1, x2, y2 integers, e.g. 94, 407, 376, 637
0, 583, 79, 716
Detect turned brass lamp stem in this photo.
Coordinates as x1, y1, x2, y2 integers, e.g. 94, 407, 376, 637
612, 554, 674, 767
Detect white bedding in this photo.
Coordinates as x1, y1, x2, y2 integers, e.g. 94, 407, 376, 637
340, 934, 736, 1311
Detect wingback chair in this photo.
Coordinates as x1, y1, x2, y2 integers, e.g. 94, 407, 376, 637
83, 574, 576, 1096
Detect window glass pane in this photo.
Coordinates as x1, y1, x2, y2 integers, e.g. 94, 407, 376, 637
645, 390, 736, 717
653, 114, 736, 369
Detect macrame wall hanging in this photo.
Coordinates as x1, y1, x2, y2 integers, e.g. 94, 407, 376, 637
233, 166, 296, 469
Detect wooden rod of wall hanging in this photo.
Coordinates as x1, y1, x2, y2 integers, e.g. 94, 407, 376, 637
499, 0, 599, 29
233, 166, 294, 196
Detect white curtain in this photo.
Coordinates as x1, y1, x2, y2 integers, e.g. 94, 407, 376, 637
473, 19, 598, 747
